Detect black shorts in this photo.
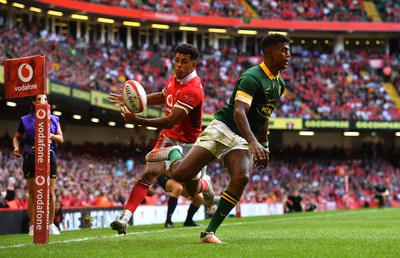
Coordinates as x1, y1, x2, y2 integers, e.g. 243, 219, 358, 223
157, 174, 171, 191
22, 151, 57, 179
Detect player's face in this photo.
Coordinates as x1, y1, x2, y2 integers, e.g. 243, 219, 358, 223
174, 53, 196, 79
271, 42, 290, 71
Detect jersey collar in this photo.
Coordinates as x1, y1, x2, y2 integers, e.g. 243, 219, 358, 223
176, 70, 197, 84
260, 62, 280, 80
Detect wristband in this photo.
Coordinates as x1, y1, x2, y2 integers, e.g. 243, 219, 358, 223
260, 141, 269, 150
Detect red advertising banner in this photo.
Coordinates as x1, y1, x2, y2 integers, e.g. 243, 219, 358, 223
33, 103, 51, 244
36, 0, 400, 32
3, 55, 46, 99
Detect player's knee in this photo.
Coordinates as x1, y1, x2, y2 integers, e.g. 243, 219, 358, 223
171, 183, 183, 194
171, 188, 183, 196
143, 162, 165, 182
49, 190, 56, 199
141, 170, 158, 184
234, 172, 249, 186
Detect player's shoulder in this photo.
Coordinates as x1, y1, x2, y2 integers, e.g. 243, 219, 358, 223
21, 114, 30, 120
50, 114, 60, 122
186, 75, 202, 87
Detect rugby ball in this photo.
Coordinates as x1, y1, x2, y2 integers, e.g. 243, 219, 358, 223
122, 80, 147, 113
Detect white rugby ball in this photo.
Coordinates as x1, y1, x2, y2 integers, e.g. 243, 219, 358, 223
122, 80, 147, 113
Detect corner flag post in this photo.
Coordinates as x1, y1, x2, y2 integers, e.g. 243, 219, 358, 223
4, 55, 49, 243
33, 102, 51, 243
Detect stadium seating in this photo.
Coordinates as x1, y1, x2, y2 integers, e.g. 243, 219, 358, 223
1, 26, 399, 121
79, 0, 399, 22
1, 134, 399, 210
1, 0, 400, 214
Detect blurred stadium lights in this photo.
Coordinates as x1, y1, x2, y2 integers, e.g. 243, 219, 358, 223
91, 118, 100, 123
268, 31, 288, 36
123, 21, 140, 27
29, 7, 41, 13
6, 101, 16, 107
73, 114, 82, 120
146, 126, 158, 131
11, 2, 24, 8
124, 124, 134, 129
343, 132, 360, 137
151, 24, 169, 29
208, 28, 227, 33
108, 121, 116, 127
97, 17, 114, 24
55, 22, 68, 27
53, 111, 62, 116
71, 14, 89, 21
396, 132, 400, 137
299, 131, 315, 136
0, 0, 7, 5
237, 30, 257, 35
47, 10, 63, 17
179, 26, 198, 32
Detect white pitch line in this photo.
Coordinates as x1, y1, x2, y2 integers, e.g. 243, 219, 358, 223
0, 208, 396, 249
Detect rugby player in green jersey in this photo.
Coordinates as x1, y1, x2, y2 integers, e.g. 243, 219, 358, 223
146, 33, 290, 243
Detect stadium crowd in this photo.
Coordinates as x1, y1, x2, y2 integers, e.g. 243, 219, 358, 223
79, 0, 400, 22
79, 0, 246, 18
1, 1, 400, 212
1, 132, 400, 211
0, 25, 399, 121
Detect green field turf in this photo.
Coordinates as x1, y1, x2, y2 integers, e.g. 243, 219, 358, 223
0, 208, 399, 258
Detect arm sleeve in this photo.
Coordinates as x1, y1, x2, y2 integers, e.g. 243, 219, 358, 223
17, 120, 25, 134
175, 86, 202, 112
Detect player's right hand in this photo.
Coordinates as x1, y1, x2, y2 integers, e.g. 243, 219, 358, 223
13, 148, 21, 158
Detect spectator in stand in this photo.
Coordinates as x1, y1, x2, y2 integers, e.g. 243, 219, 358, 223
53, 199, 67, 231
285, 191, 303, 212
0, 193, 8, 208
12, 94, 64, 236
374, 182, 389, 208
2, 132, 400, 215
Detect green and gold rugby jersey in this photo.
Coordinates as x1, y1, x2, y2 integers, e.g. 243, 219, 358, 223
214, 62, 285, 137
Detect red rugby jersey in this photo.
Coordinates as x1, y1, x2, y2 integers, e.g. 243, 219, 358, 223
161, 70, 204, 143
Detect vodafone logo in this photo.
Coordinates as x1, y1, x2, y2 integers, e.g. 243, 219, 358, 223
18, 63, 33, 82
35, 175, 50, 186
36, 109, 47, 119
166, 95, 173, 108
35, 175, 46, 186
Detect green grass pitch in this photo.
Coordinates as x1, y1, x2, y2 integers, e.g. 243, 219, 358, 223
1, 208, 399, 258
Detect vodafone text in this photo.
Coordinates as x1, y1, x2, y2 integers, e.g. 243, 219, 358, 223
34, 176, 50, 232
14, 83, 38, 92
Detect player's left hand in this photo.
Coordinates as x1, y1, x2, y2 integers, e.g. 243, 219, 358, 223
120, 106, 138, 123
254, 156, 269, 169
249, 141, 270, 169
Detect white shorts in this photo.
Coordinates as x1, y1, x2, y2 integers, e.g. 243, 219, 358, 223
195, 119, 249, 160
158, 134, 206, 180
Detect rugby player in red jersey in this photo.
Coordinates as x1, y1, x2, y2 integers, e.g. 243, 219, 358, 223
108, 44, 213, 234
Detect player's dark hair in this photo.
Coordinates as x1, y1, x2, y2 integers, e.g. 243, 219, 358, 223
260, 33, 290, 53
175, 44, 200, 60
